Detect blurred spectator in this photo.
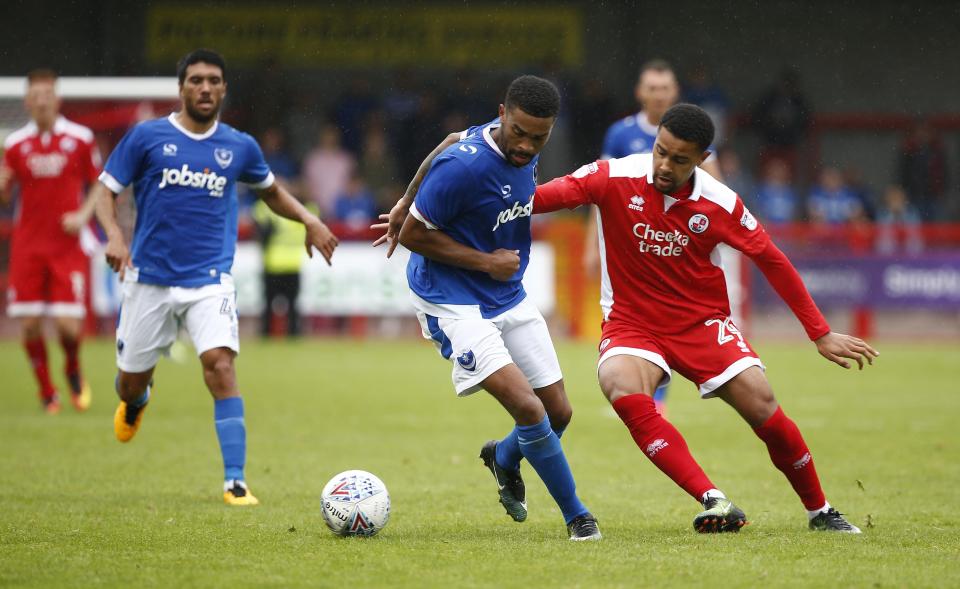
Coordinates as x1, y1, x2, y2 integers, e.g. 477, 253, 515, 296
333, 77, 380, 154
260, 126, 299, 184
843, 166, 877, 221
717, 148, 755, 209
253, 197, 315, 338
808, 166, 862, 225
754, 159, 799, 225
358, 126, 400, 210
752, 68, 811, 179
684, 64, 731, 147
876, 185, 924, 255
333, 172, 378, 232
898, 119, 948, 221
302, 124, 355, 217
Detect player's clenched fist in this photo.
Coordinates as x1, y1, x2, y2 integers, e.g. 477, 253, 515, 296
485, 248, 520, 281
104, 236, 130, 275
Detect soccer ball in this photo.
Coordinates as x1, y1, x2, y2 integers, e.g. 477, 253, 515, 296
320, 470, 391, 537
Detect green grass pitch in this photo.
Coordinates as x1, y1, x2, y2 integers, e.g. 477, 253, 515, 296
1, 337, 957, 588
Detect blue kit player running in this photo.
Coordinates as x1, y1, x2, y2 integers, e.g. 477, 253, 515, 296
392, 76, 600, 541
93, 49, 339, 506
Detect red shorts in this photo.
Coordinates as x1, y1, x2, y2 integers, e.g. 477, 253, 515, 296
598, 316, 763, 397
7, 246, 88, 318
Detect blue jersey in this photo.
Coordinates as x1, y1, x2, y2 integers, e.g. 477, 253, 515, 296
601, 112, 659, 159
101, 114, 273, 287
407, 120, 537, 318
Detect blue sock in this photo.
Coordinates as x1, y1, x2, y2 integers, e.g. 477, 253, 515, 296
214, 397, 246, 482
115, 374, 150, 408
496, 421, 567, 472
517, 415, 588, 524
652, 382, 669, 403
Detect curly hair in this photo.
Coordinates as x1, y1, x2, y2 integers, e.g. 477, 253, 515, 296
660, 103, 715, 151
504, 75, 561, 119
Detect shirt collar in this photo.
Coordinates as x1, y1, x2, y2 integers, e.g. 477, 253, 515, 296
167, 112, 219, 140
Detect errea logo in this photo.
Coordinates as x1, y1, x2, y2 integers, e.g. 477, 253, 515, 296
158, 164, 228, 197
628, 195, 645, 211
646, 438, 669, 457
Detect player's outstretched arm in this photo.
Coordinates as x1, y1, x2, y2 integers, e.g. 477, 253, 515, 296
372, 131, 461, 257
398, 214, 519, 281
256, 182, 338, 265
92, 181, 131, 276
814, 332, 880, 370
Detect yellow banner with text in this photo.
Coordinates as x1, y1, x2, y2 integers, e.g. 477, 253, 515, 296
147, 6, 583, 68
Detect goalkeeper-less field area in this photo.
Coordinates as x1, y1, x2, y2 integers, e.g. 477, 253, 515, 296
1, 338, 957, 588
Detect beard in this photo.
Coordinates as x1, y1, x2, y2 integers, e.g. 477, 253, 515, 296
184, 98, 220, 123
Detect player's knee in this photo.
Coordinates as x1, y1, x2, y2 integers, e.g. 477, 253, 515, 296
21, 318, 43, 339
549, 404, 572, 431
203, 355, 235, 384
512, 394, 546, 426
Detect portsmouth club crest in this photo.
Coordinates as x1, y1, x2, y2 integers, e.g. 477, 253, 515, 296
214, 148, 233, 169
456, 350, 477, 371
688, 213, 709, 234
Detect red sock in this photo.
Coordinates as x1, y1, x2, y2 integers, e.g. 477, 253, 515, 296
612, 393, 715, 501
24, 337, 56, 399
754, 406, 826, 511
60, 335, 82, 394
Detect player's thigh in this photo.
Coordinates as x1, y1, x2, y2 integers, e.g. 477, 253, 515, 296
596, 320, 670, 401
415, 312, 513, 397
6, 248, 47, 317
180, 281, 240, 358
498, 298, 563, 392
714, 366, 777, 427
665, 315, 764, 399
116, 281, 178, 373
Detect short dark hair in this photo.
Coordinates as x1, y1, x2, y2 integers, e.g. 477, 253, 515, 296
27, 68, 58, 85
638, 58, 674, 80
504, 75, 560, 119
177, 49, 227, 84
660, 103, 714, 151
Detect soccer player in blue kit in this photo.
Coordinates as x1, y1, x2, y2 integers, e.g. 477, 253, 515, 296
92, 49, 339, 505
391, 76, 600, 541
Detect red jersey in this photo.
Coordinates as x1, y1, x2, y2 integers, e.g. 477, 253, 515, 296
535, 154, 830, 340
3, 116, 100, 254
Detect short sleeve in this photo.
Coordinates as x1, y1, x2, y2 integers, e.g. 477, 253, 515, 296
239, 134, 274, 189
101, 124, 146, 193
411, 156, 473, 230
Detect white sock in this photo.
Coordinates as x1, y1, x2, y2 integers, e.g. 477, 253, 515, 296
702, 489, 727, 503
807, 502, 831, 520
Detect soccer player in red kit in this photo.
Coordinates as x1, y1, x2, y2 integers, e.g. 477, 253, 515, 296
0, 69, 100, 414
534, 103, 878, 533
